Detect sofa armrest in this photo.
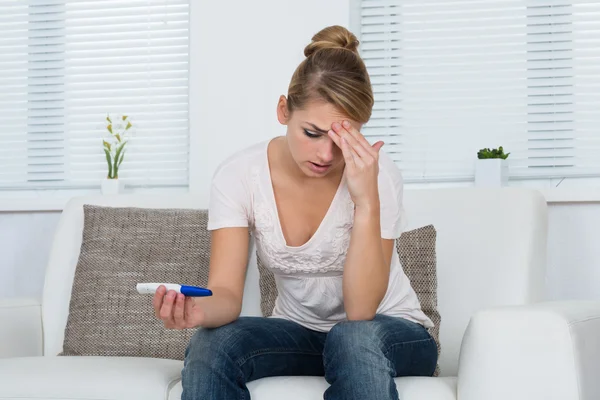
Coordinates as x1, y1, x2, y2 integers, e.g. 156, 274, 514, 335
458, 301, 600, 400
0, 298, 43, 358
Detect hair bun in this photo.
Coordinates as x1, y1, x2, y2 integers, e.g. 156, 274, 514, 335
304, 25, 359, 58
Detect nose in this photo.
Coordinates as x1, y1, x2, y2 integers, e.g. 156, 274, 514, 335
317, 137, 335, 164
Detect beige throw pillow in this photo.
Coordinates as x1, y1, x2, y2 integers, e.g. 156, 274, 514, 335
60, 205, 210, 360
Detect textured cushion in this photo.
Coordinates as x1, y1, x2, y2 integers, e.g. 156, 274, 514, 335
396, 225, 441, 375
60, 205, 209, 360
258, 224, 441, 373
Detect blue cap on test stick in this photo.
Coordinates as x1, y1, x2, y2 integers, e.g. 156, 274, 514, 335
180, 285, 213, 297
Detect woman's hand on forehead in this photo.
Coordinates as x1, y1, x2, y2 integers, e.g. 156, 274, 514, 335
328, 120, 384, 207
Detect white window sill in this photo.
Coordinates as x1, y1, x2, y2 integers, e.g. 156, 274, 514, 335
0, 186, 189, 212
403, 179, 600, 205
0, 186, 598, 212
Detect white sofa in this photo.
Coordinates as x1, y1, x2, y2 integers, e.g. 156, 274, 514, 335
1, 188, 599, 400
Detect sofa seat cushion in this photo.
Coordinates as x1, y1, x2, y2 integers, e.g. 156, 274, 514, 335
168, 375, 457, 400
0, 356, 456, 400
0, 356, 182, 400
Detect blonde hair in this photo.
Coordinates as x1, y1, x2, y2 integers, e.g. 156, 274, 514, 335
287, 25, 374, 124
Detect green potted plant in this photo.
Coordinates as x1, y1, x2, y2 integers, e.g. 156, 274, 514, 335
475, 146, 510, 187
101, 114, 131, 195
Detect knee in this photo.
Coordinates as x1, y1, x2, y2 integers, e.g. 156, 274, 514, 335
327, 319, 384, 347
184, 323, 239, 366
323, 318, 395, 395
324, 319, 385, 363
184, 328, 213, 362
181, 322, 244, 396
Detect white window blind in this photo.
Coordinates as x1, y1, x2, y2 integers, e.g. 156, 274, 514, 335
357, 0, 600, 183
0, 0, 189, 191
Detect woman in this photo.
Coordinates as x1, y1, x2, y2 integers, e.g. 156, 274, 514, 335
153, 25, 437, 400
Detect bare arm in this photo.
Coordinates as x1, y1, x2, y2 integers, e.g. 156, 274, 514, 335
328, 120, 396, 321
343, 203, 395, 320
194, 227, 249, 327
154, 226, 249, 329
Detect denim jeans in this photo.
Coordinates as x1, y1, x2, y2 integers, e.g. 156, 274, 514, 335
181, 314, 438, 400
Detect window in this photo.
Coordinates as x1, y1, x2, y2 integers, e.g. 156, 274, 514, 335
0, 0, 189, 192
355, 0, 600, 184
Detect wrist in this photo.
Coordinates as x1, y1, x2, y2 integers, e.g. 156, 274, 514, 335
354, 202, 380, 219
354, 193, 380, 211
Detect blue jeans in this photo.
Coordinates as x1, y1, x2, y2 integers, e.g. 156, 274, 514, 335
181, 314, 437, 400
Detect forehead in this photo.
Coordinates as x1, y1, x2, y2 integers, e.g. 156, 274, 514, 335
292, 100, 356, 126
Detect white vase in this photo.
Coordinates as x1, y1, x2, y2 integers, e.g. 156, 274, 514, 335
101, 178, 124, 195
475, 159, 508, 188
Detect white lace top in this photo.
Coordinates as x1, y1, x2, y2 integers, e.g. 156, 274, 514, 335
207, 139, 434, 332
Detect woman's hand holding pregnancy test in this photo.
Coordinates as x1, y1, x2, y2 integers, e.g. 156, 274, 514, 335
137, 283, 212, 330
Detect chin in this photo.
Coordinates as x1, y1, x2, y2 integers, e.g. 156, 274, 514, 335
299, 166, 321, 178
305, 170, 327, 179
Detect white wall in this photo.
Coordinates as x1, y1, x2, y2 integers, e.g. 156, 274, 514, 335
1, 0, 599, 303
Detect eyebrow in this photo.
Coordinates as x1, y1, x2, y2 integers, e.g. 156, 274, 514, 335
304, 122, 329, 134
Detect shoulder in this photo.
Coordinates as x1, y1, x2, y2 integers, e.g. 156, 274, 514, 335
207, 141, 269, 228
377, 149, 404, 195
212, 140, 268, 182
377, 150, 406, 237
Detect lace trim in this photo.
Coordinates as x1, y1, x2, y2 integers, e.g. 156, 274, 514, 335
251, 166, 354, 274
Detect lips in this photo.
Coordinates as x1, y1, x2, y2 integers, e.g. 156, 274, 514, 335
308, 161, 332, 174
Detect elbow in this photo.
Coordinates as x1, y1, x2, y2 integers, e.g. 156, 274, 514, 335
344, 290, 385, 322
344, 295, 386, 322
347, 313, 376, 322
345, 308, 377, 322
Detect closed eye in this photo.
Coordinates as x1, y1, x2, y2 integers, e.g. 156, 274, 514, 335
303, 129, 321, 139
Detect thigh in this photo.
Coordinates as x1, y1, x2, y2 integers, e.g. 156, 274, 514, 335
374, 315, 438, 377
186, 316, 326, 382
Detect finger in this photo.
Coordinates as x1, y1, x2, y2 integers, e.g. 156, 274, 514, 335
332, 122, 370, 160
173, 293, 185, 328
159, 290, 177, 325
330, 127, 366, 168
185, 297, 200, 327
329, 126, 371, 157
328, 129, 342, 149
372, 141, 385, 153
153, 285, 167, 318
341, 135, 361, 168
339, 134, 354, 166
341, 120, 377, 157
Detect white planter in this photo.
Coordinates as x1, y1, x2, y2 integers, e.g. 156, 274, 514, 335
475, 159, 508, 188
101, 178, 124, 195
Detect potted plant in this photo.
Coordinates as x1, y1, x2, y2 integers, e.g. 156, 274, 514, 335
101, 114, 131, 195
475, 146, 510, 187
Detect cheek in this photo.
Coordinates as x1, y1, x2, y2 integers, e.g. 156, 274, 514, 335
291, 131, 311, 150
287, 130, 309, 156
299, 138, 316, 156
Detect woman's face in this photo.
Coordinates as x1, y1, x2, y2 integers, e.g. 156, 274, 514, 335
277, 96, 362, 178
